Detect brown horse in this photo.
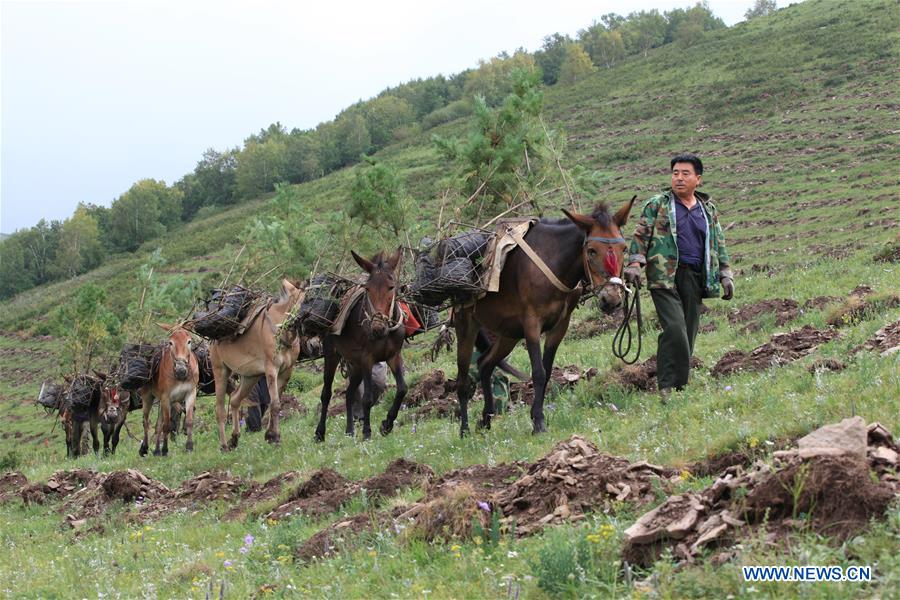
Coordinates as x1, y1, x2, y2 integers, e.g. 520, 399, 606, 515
316, 248, 408, 442
211, 279, 302, 450
138, 325, 200, 456
454, 200, 635, 436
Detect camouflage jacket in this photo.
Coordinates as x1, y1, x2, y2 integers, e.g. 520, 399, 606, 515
628, 189, 732, 297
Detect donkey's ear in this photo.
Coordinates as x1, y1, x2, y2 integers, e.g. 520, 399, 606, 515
351, 250, 374, 273
386, 246, 403, 271
613, 195, 637, 228
281, 278, 297, 293
156, 322, 172, 332
561, 208, 594, 233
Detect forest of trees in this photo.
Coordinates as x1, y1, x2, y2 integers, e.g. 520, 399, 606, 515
1, 2, 745, 300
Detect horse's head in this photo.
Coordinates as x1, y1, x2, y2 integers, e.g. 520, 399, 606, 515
100, 386, 127, 424
563, 197, 635, 314
158, 323, 195, 381
352, 247, 403, 339
279, 278, 303, 309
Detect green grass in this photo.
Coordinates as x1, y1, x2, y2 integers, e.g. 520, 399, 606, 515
1, 0, 899, 597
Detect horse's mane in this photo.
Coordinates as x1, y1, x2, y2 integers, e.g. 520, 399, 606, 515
540, 203, 612, 228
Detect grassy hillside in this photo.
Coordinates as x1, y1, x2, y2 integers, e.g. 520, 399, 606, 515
0, 0, 898, 597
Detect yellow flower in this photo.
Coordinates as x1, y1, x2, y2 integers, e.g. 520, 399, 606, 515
215, 551, 225, 558
749, 437, 759, 449
680, 469, 692, 481
368, 550, 377, 558
473, 537, 482, 546
450, 544, 461, 552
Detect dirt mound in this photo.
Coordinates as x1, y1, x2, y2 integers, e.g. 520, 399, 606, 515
426, 463, 527, 500
0, 471, 27, 502
802, 296, 841, 311
623, 418, 898, 567
62, 469, 170, 525
856, 319, 900, 357
727, 298, 799, 331
267, 461, 432, 523
404, 370, 452, 408
608, 356, 702, 392
277, 394, 308, 419
508, 365, 595, 406
567, 309, 623, 339
807, 358, 846, 373
224, 471, 301, 521
360, 458, 434, 498
711, 325, 839, 377
295, 509, 407, 563
176, 470, 251, 502
21, 469, 97, 505
495, 436, 672, 535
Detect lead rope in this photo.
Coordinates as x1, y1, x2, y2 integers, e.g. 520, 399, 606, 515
612, 282, 642, 364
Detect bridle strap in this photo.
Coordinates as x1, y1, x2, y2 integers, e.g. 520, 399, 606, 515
585, 236, 627, 245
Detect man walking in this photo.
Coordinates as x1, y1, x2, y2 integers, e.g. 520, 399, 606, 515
624, 154, 733, 398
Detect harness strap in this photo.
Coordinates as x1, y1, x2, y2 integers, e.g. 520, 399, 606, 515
585, 236, 627, 244
509, 228, 575, 294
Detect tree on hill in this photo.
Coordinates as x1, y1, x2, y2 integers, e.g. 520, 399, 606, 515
745, 0, 777, 20
54, 205, 103, 278
464, 52, 539, 106
624, 10, 667, 57
108, 179, 182, 252
235, 138, 288, 199
50, 283, 121, 373
557, 44, 597, 86
348, 157, 408, 239
333, 110, 372, 167
534, 33, 572, 86
284, 129, 322, 183
579, 23, 626, 69
434, 68, 549, 219
364, 95, 416, 148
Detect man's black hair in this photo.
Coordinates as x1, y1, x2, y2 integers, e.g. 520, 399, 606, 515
670, 153, 703, 176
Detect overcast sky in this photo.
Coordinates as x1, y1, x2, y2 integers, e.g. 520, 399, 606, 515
1, 0, 753, 233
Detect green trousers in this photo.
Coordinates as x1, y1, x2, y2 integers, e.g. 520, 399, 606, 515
650, 264, 704, 390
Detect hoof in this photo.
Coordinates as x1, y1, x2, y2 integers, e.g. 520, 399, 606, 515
264, 431, 280, 445
229, 435, 239, 450
185, 441, 193, 452
315, 433, 325, 443
220, 444, 231, 453
459, 427, 470, 439
138, 444, 148, 457
531, 423, 547, 435
476, 418, 491, 431
379, 420, 393, 436
152, 448, 162, 457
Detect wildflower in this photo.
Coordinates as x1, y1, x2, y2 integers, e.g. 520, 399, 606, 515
507, 551, 518, 558
240, 546, 249, 554
450, 545, 461, 552
244, 534, 255, 546
223, 560, 232, 567
267, 519, 278, 526
215, 551, 225, 558
368, 550, 377, 558
477, 501, 491, 512
749, 437, 759, 449
474, 537, 482, 546
724, 385, 733, 392
680, 469, 693, 481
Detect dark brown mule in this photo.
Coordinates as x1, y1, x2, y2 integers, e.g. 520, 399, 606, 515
454, 199, 634, 436
66, 373, 106, 458
211, 280, 302, 450
316, 248, 408, 442
138, 325, 200, 456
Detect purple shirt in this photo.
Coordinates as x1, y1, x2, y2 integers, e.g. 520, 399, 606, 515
674, 198, 707, 266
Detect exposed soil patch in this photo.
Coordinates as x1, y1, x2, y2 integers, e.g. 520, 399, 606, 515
426, 463, 528, 501
224, 471, 301, 521
727, 298, 799, 331
494, 436, 673, 535
276, 394, 308, 419
567, 308, 623, 340
608, 356, 702, 392
21, 469, 97, 505
856, 319, 900, 357
266, 459, 433, 522
802, 296, 841, 311
507, 365, 596, 406
711, 326, 839, 378
0, 471, 27, 502
62, 469, 170, 525
295, 509, 406, 563
623, 419, 898, 567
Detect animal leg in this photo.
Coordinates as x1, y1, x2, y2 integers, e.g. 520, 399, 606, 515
539, 310, 574, 399
139, 391, 152, 457
89, 412, 100, 456
229, 376, 259, 450
111, 419, 123, 455
477, 335, 518, 430
361, 370, 374, 441
345, 372, 362, 438
454, 307, 478, 438
213, 358, 231, 452
154, 396, 170, 456
184, 389, 197, 452
71, 420, 84, 458
263, 367, 281, 445
380, 353, 407, 436
315, 339, 339, 442
102, 423, 112, 456
523, 320, 548, 434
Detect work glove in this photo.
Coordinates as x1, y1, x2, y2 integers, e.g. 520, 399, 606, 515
623, 264, 643, 288
721, 277, 734, 301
